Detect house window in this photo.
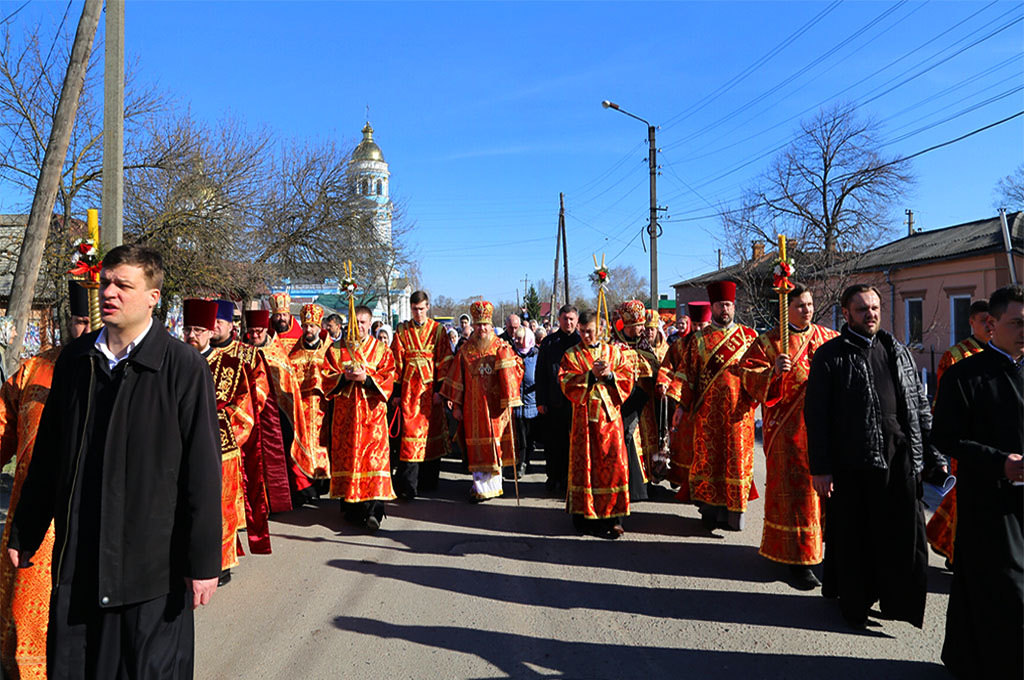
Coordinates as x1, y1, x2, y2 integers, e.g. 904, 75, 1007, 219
905, 298, 923, 348
950, 295, 972, 345
376, 180, 383, 196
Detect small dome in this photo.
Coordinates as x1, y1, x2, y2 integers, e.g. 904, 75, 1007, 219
352, 122, 384, 162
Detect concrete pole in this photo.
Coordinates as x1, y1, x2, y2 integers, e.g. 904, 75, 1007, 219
648, 124, 658, 310
102, 0, 124, 249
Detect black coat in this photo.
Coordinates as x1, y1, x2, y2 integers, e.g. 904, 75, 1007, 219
805, 325, 944, 476
932, 348, 1023, 680
535, 329, 580, 411
9, 321, 222, 608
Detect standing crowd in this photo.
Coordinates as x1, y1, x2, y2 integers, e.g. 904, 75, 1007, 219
0, 243, 1019, 679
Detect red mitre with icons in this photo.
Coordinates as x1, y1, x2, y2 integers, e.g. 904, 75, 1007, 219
706, 281, 737, 304
245, 309, 271, 329
300, 303, 324, 326
269, 292, 291, 314
183, 299, 218, 331
470, 300, 494, 325
617, 300, 647, 327
687, 301, 712, 323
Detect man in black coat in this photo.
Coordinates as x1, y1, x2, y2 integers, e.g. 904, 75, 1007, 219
805, 283, 945, 629
932, 284, 1023, 680
7, 245, 221, 679
535, 304, 579, 494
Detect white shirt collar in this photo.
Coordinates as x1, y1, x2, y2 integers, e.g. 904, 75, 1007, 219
846, 326, 875, 347
95, 318, 154, 370
987, 341, 1024, 366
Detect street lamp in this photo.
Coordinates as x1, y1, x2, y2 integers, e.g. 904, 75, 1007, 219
603, 100, 660, 309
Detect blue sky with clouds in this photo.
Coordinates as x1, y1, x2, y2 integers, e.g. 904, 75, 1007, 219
4, 1, 1022, 304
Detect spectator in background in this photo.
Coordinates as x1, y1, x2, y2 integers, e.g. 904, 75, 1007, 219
512, 326, 539, 479
528, 319, 538, 332
325, 313, 344, 345
447, 327, 459, 353
504, 314, 521, 346
534, 328, 547, 345
376, 324, 393, 347
536, 304, 580, 495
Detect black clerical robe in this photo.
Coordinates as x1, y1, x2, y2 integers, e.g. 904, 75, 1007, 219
932, 348, 1023, 680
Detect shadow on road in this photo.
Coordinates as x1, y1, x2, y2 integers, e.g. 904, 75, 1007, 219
330, 615, 947, 680
326, 557, 893, 637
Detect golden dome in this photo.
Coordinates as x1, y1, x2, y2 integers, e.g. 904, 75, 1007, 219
352, 122, 384, 162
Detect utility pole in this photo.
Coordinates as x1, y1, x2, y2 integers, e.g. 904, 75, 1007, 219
102, 0, 124, 249
5, 0, 103, 374
647, 123, 658, 309
602, 101, 661, 309
905, 209, 914, 237
717, 249, 722, 270
561, 193, 569, 306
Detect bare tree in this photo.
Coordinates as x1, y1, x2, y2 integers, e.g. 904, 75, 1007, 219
994, 163, 1024, 211
721, 103, 914, 325
0, 19, 167, 335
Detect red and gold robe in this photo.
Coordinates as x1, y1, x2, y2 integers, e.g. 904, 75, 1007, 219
674, 323, 759, 512
560, 343, 634, 519
613, 331, 664, 479
926, 335, 985, 564
207, 341, 275, 568
322, 336, 397, 502
0, 349, 58, 680
739, 324, 838, 564
441, 336, 522, 475
391, 318, 453, 462
660, 336, 695, 490
287, 339, 331, 479
259, 339, 314, 509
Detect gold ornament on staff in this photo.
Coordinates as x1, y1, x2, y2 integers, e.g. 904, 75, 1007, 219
590, 253, 611, 341
773, 234, 795, 354
69, 208, 103, 332
339, 260, 363, 369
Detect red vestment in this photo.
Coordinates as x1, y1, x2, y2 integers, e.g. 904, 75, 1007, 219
560, 343, 634, 519
0, 349, 59, 680
674, 324, 759, 512
441, 336, 522, 475
322, 336, 397, 502
739, 324, 838, 564
260, 339, 313, 508
926, 335, 985, 564
207, 341, 276, 567
613, 330, 664, 480
660, 337, 695, 491
391, 318, 453, 462
287, 339, 331, 479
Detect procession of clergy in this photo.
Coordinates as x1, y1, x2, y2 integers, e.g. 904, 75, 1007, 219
1, 274, 1021, 680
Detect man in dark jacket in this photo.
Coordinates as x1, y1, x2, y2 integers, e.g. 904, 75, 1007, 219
7, 245, 221, 679
805, 283, 945, 629
535, 304, 579, 494
932, 284, 1023, 680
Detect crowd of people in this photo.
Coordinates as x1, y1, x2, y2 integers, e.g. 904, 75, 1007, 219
0, 243, 1019, 679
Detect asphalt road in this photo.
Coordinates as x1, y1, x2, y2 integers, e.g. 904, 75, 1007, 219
194, 443, 953, 680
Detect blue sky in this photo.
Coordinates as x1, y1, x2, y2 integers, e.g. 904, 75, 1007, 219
4, 0, 1022, 304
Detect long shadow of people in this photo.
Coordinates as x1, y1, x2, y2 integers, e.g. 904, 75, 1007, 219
327, 557, 890, 636
331, 615, 947, 680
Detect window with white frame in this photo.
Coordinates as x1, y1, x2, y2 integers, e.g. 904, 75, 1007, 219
905, 297, 923, 348
950, 295, 972, 345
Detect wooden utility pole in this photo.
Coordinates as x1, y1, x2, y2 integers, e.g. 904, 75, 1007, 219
102, 0, 125, 249
5, 0, 103, 374
549, 194, 562, 322
559, 192, 569, 306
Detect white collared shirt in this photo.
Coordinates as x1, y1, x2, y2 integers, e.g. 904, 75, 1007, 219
987, 341, 1024, 368
95, 319, 154, 371
847, 326, 875, 347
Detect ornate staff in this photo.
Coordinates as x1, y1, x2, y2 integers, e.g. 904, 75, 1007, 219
590, 253, 611, 341
340, 260, 363, 370
69, 209, 103, 332
772, 234, 795, 354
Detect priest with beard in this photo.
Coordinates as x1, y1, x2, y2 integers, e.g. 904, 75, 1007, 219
933, 285, 1023, 679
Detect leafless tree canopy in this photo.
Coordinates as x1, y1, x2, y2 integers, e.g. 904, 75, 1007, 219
720, 103, 914, 326
994, 163, 1024, 211
1, 19, 411, 325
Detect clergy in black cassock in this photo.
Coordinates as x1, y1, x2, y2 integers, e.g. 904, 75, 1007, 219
932, 285, 1023, 680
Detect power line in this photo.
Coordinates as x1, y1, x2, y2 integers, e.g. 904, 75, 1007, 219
0, 0, 31, 25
